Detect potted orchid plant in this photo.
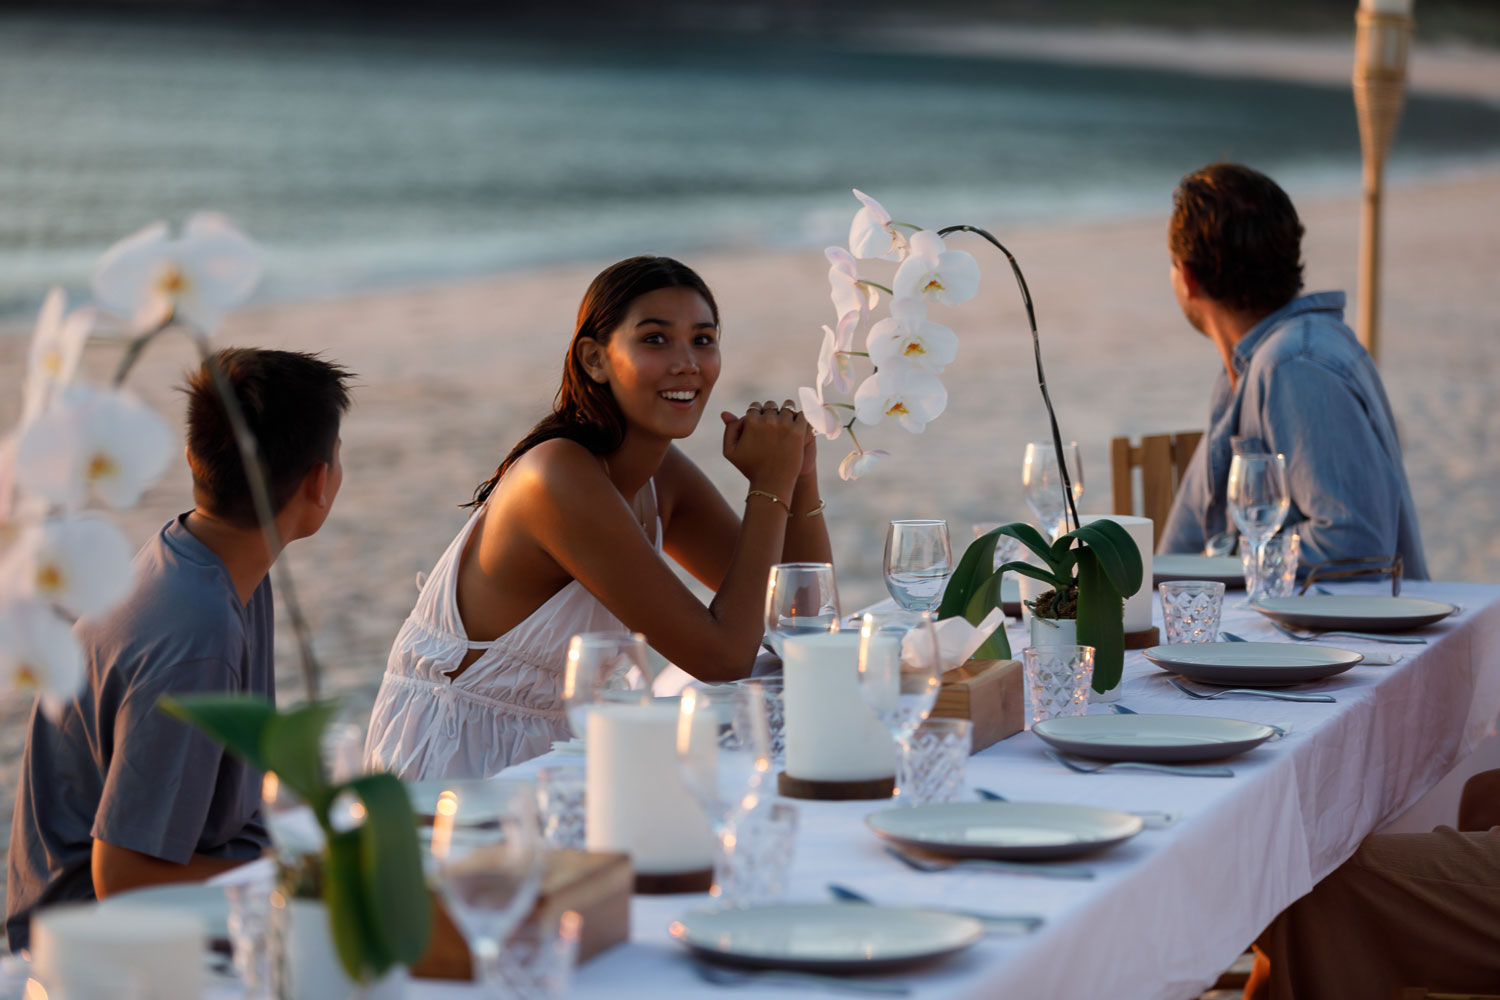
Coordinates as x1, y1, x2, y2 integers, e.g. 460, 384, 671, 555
803, 190, 1142, 691
0, 218, 431, 990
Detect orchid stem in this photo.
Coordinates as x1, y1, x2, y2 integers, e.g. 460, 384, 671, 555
858, 279, 893, 296
937, 224, 1080, 535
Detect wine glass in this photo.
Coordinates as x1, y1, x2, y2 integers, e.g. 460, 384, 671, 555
562, 631, 649, 739
1227, 452, 1290, 602
429, 780, 546, 991
676, 683, 773, 895
763, 562, 840, 657
884, 520, 953, 613
1022, 441, 1084, 542
855, 612, 944, 804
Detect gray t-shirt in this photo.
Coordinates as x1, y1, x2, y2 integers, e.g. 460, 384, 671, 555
5, 515, 274, 951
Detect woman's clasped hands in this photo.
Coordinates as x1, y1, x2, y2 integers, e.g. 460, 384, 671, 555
721, 399, 813, 501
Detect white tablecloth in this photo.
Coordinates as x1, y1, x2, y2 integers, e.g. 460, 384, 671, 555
413, 580, 1500, 1000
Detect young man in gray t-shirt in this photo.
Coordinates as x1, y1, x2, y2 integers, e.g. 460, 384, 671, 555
6, 348, 352, 951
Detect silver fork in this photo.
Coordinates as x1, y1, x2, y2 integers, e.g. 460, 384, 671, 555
1045, 749, 1233, 778
1168, 676, 1335, 703
883, 844, 1094, 880
1266, 619, 1426, 644
691, 960, 912, 995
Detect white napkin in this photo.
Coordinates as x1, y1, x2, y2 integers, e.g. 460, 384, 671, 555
906, 608, 1007, 670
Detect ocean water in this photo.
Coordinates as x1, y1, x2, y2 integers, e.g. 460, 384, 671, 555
2, 12, 1499, 319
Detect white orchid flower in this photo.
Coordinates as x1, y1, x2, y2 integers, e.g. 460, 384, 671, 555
0, 598, 86, 722
3, 515, 136, 621
826, 246, 878, 324
13, 383, 173, 511
798, 385, 844, 441
92, 212, 261, 334
853, 365, 948, 434
816, 324, 857, 395
866, 297, 958, 375
848, 189, 906, 262
838, 447, 891, 481
893, 230, 980, 306
22, 288, 96, 426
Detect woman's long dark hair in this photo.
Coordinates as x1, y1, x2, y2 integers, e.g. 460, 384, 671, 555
463, 255, 720, 508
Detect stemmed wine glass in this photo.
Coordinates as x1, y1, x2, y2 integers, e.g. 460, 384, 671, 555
1227, 452, 1290, 603
855, 612, 943, 804
884, 520, 953, 613
1022, 441, 1084, 542
562, 631, 649, 740
763, 562, 840, 657
675, 682, 773, 898
428, 780, 546, 992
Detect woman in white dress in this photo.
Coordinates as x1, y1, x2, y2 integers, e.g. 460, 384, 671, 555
366, 256, 832, 779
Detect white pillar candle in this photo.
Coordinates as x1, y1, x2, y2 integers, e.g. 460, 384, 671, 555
32, 904, 205, 1000
586, 700, 715, 874
1079, 514, 1154, 632
1361, 0, 1413, 14
782, 632, 898, 782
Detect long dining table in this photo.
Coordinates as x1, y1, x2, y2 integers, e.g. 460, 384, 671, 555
414, 579, 1500, 1000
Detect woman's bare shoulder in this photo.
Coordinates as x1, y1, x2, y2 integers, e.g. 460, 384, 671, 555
503, 438, 608, 493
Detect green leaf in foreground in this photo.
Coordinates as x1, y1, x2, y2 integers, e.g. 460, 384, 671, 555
350, 773, 433, 965
158, 694, 276, 771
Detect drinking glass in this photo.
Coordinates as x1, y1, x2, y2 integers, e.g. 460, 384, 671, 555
1245, 529, 1301, 600
1022, 644, 1095, 728
884, 520, 953, 612
1227, 453, 1290, 602
855, 611, 944, 797
429, 780, 546, 992
897, 718, 973, 806
1022, 441, 1084, 542
764, 562, 840, 657
675, 682, 773, 840
1158, 581, 1227, 644
562, 631, 650, 739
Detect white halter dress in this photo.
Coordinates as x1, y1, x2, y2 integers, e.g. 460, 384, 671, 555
365, 485, 659, 781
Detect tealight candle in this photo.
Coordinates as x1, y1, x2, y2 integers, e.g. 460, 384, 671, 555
31, 903, 205, 1000
586, 700, 715, 874
1079, 514, 1154, 633
782, 632, 898, 782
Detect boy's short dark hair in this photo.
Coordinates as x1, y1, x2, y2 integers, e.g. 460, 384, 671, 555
1169, 162, 1306, 316
183, 348, 353, 528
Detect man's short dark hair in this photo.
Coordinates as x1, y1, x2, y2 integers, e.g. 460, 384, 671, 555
1170, 162, 1305, 316
183, 348, 353, 528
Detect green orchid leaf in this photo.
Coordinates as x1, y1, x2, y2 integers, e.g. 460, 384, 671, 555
260, 701, 341, 815
1075, 550, 1125, 692
974, 629, 1012, 661
995, 523, 1055, 567
996, 560, 1067, 590
157, 694, 276, 773
1071, 520, 1144, 597
348, 773, 433, 965
938, 527, 995, 620
323, 828, 392, 981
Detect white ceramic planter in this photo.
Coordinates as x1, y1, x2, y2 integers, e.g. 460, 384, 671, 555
274, 898, 406, 1000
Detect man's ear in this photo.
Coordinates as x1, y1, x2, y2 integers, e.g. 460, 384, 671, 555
301, 461, 332, 508
575, 338, 609, 384
1175, 259, 1203, 299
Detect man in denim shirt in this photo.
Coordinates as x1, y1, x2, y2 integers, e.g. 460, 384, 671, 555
1157, 162, 1427, 578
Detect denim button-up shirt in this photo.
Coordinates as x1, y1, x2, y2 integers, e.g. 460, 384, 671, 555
1159, 291, 1428, 578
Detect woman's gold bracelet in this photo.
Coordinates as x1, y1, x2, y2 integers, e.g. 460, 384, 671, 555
746, 489, 791, 514
800, 498, 827, 519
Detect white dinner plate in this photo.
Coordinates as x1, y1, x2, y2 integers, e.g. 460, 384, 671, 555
1251, 596, 1456, 631
865, 801, 1142, 860
1153, 554, 1245, 587
1144, 642, 1363, 686
1032, 713, 1277, 762
670, 903, 982, 973
99, 882, 226, 940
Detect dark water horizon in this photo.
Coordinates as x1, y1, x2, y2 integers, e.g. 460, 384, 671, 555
2, 9, 1499, 324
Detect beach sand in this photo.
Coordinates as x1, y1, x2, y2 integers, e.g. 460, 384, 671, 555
1, 27, 1498, 926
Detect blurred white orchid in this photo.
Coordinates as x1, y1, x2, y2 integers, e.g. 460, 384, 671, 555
816, 323, 858, 395
3, 515, 135, 620
22, 288, 96, 426
838, 447, 891, 482
848, 189, 906, 262
0, 598, 85, 722
826, 246, 878, 324
797, 384, 844, 441
92, 212, 261, 334
13, 383, 173, 511
893, 230, 980, 306
866, 297, 957, 375
853, 365, 948, 434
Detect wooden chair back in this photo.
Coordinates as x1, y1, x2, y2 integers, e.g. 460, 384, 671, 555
1109, 431, 1203, 548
